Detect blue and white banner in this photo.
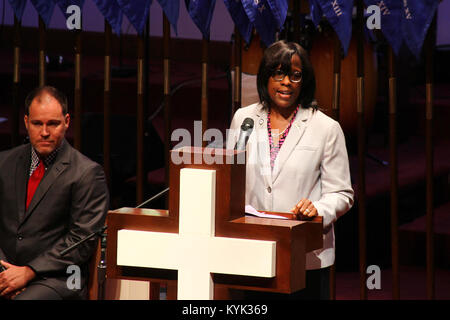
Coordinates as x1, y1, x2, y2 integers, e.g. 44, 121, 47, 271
401, 0, 439, 59
185, 0, 217, 39
242, 0, 279, 47
92, 0, 123, 35
311, 0, 354, 56
309, 0, 323, 27
157, 0, 180, 34
364, 0, 402, 55
30, 0, 56, 26
7, 0, 27, 21
117, 0, 153, 34
223, 0, 252, 44
267, 0, 288, 30
54, 0, 85, 19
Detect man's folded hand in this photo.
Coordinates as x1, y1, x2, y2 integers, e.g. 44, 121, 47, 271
0, 260, 36, 299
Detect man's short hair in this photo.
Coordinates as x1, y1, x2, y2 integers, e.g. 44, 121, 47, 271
25, 86, 69, 116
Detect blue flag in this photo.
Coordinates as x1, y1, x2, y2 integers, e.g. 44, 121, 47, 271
223, 0, 252, 44
364, 0, 402, 56
157, 0, 180, 34
267, 0, 288, 30
92, 0, 123, 36
242, 0, 278, 47
117, 0, 153, 34
185, 0, 217, 39
313, 0, 354, 56
54, 0, 85, 19
30, 0, 56, 26
401, 0, 439, 59
7, 0, 27, 21
309, 0, 323, 27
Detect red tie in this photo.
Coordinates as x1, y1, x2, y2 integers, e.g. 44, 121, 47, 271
26, 160, 45, 210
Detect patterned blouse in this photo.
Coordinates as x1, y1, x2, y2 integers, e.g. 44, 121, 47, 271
267, 105, 300, 170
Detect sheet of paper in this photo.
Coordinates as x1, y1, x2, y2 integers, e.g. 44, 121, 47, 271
245, 205, 288, 220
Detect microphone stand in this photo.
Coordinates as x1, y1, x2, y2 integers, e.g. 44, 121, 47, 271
136, 187, 169, 208
57, 188, 169, 299
60, 226, 107, 300
97, 229, 107, 300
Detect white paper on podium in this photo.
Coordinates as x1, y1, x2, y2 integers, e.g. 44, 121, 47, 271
245, 205, 288, 220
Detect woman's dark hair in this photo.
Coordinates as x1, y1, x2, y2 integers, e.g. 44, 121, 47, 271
257, 40, 316, 109
25, 86, 69, 116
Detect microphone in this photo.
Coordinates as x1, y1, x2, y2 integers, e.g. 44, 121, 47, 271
234, 118, 254, 150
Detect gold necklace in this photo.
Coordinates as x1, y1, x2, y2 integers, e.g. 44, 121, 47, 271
271, 125, 288, 137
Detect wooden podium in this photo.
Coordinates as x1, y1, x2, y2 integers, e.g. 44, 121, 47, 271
106, 147, 323, 299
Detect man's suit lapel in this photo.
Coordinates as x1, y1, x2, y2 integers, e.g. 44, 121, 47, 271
272, 107, 311, 184
21, 141, 71, 225
16, 147, 31, 223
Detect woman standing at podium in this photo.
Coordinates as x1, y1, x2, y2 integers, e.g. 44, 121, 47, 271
227, 40, 354, 300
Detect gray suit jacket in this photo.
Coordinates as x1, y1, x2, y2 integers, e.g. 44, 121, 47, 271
0, 140, 109, 299
227, 103, 354, 269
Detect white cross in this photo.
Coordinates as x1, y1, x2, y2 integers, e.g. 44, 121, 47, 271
116, 168, 277, 300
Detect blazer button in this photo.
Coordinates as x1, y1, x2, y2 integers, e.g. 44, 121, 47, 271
267, 186, 272, 193
17, 234, 23, 241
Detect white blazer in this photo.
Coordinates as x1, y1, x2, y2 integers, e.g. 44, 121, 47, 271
227, 103, 354, 269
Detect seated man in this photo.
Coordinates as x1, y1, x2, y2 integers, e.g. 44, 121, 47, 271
0, 86, 109, 300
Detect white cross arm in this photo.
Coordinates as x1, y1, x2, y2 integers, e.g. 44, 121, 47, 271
117, 230, 276, 277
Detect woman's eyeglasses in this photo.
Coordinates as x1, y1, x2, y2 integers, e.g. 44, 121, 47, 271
271, 70, 302, 83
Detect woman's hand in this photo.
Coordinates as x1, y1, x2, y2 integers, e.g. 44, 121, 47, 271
290, 198, 318, 219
